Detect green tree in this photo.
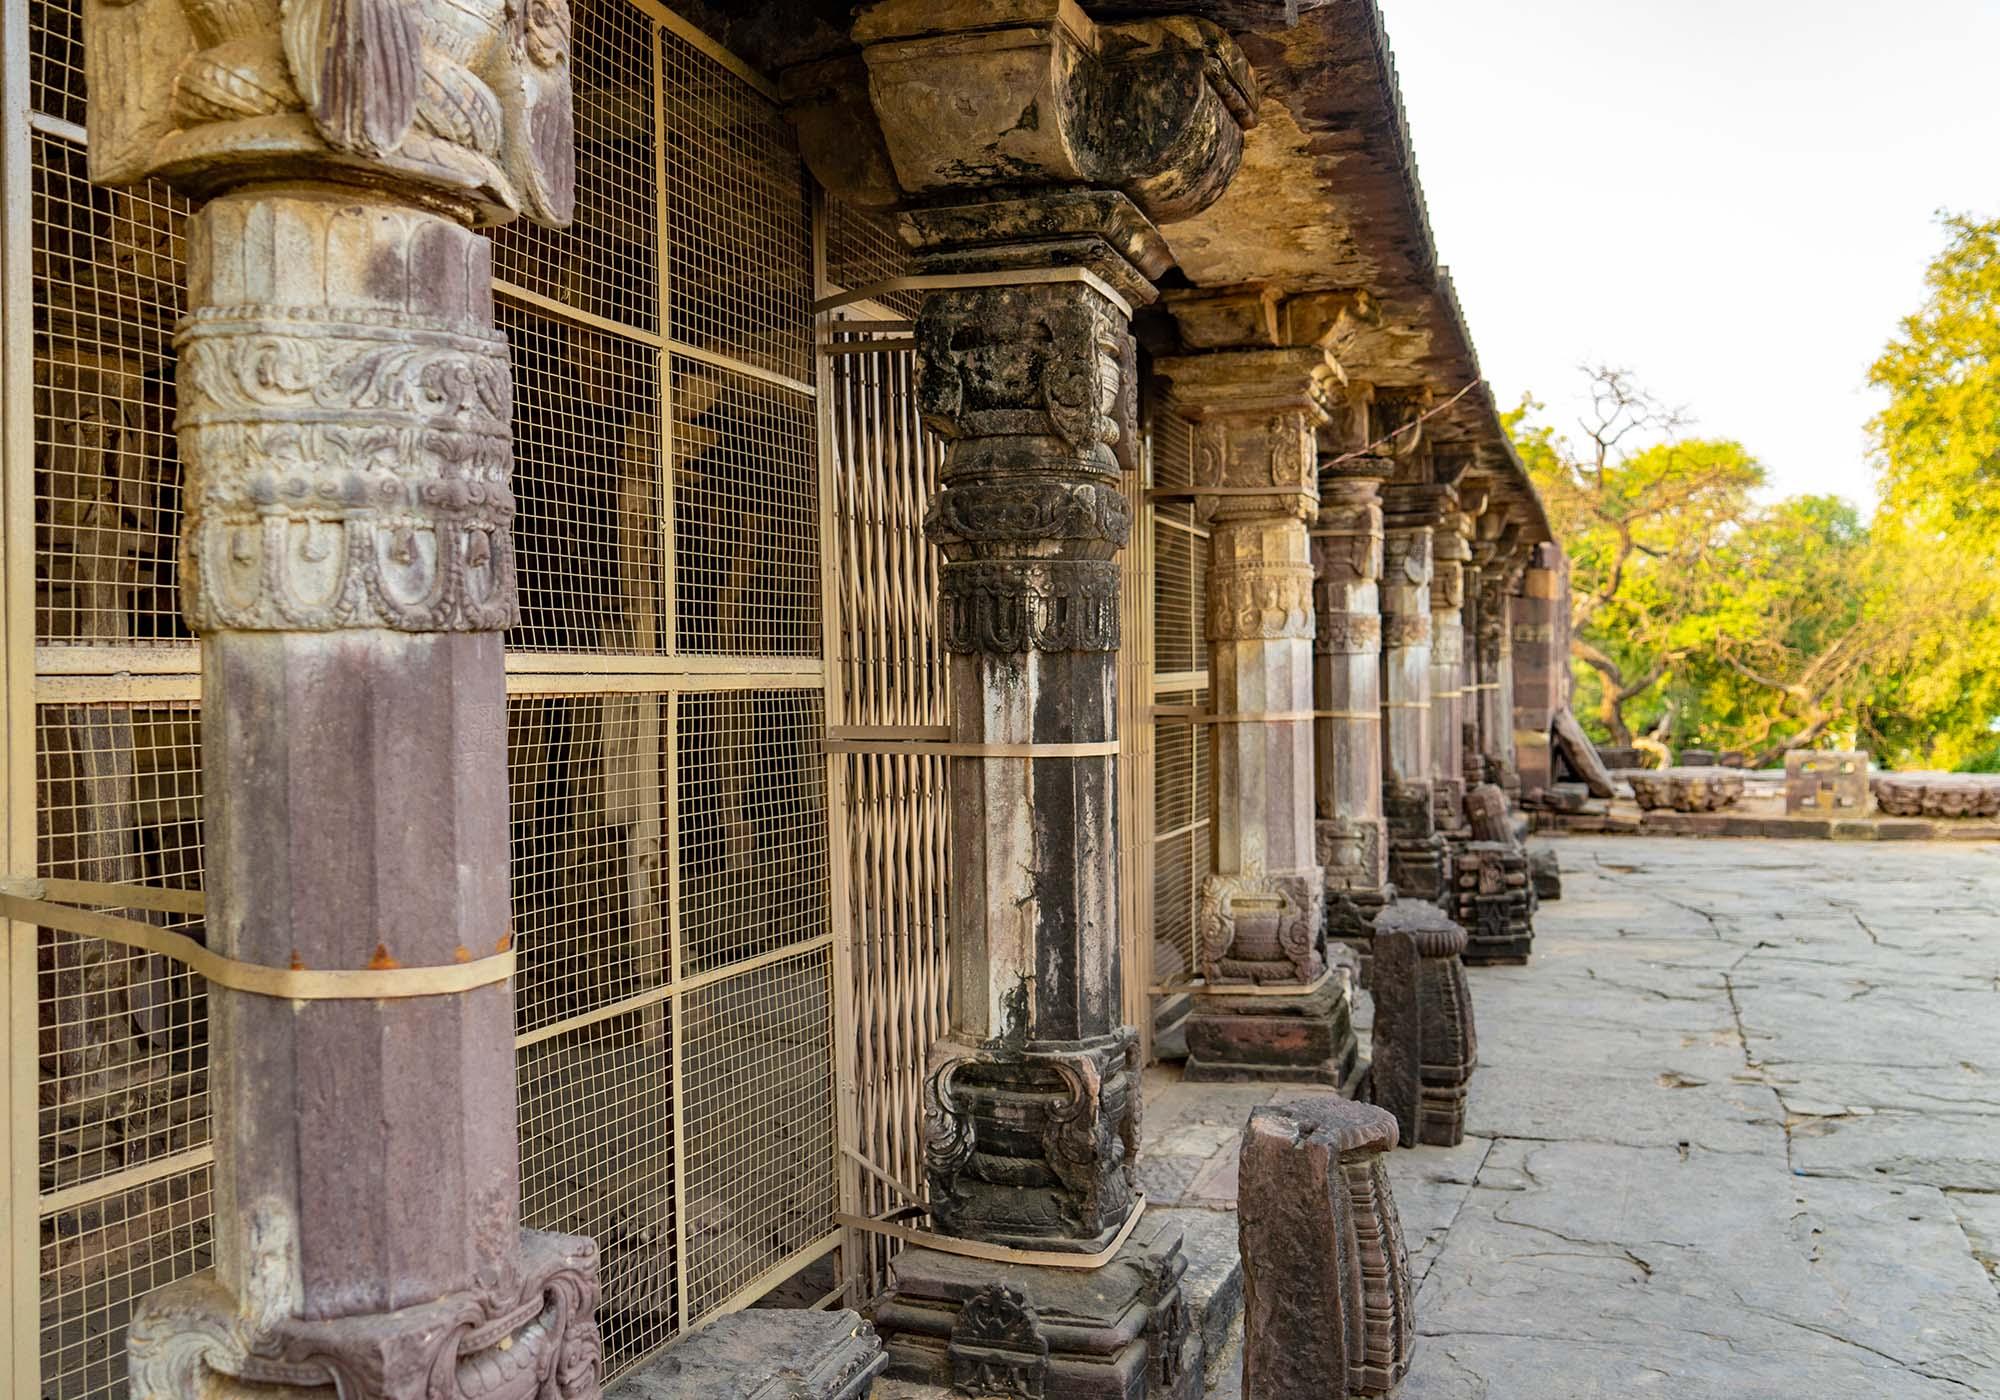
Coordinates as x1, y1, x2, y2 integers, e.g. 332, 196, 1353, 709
1872, 215, 2000, 536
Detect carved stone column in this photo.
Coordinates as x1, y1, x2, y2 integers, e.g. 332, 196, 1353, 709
1379, 485, 1452, 906
1427, 501, 1473, 855
834, 5, 1256, 1395
1154, 339, 1358, 1090
1513, 542, 1567, 801
1313, 459, 1394, 956
81, 2, 601, 1395
1469, 530, 1525, 799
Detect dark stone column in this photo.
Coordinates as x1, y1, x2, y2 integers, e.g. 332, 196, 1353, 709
1469, 533, 1525, 799
84, 0, 604, 1393
1313, 460, 1394, 955
1379, 485, 1453, 907
832, 4, 1257, 1394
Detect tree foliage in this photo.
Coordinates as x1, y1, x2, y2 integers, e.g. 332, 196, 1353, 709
1516, 335, 2000, 768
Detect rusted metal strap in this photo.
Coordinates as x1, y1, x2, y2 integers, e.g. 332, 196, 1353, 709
834, 1195, 1149, 1272
827, 730, 1119, 758
0, 877, 514, 1001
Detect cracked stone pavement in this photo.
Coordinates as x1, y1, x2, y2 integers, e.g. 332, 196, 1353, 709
1139, 835, 2000, 1399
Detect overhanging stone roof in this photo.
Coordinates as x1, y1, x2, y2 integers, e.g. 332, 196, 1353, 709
1133, 0, 1551, 541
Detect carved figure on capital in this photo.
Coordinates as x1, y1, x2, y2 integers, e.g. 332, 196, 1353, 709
86, 0, 575, 225
1382, 529, 1432, 587
1383, 613, 1432, 649
915, 285, 1128, 468
1208, 561, 1315, 641
1310, 518, 1384, 583
1315, 608, 1382, 656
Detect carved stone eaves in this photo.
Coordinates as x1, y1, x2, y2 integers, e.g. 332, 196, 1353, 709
854, 0, 1256, 225
84, 0, 574, 225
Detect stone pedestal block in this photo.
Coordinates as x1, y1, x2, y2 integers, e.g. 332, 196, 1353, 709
1530, 846, 1563, 901
610, 1311, 885, 1399
1237, 1098, 1413, 1398
1369, 900, 1477, 1148
1454, 785, 1535, 964
1785, 750, 1871, 815
1383, 780, 1449, 906
1183, 971, 1363, 1092
876, 1217, 1201, 1400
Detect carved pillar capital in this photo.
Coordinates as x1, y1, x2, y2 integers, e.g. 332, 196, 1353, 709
1156, 345, 1338, 526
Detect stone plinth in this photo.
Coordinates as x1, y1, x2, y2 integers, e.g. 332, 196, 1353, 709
1785, 750, 1871, 815
1238, 1098, 1413, 1398
876, 1217, 1202, 1400
610, 1312, 885, 1400
1529, 846, 1563, 901
1629, 768, 1747, 813
1453, 785, 1535, 964
1183, 970, 1362, 1090
1872, 774, 2000, 818
1369, 900, 1477, 1148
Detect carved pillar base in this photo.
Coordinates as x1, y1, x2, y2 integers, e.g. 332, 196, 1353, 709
876, 1217, 1200, 1400
130, 1229, 601, 1398
925, 1030, 1140, 1252
1183, 971, 1363, 1092
1383, 781, 1450, 907
1317, 813, 1393, 957
1369, 900, 1477, 1149
1186, 871, 1359, 1087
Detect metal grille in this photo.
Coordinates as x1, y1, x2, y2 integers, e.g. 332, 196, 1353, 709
30, 131, 190, 647
504, 302, 664, 654
659, 24, 813, 385
671, 357, 820, 656
820, 256, 954, 1296
5, 4, 839, 1394
1146, 400, 1211, 1007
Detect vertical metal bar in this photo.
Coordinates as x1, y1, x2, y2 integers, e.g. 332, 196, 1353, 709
664, 691, 690, 1328
654, 26, 677, 656
0, 0, 40, 1383
810, 187, 864, 1304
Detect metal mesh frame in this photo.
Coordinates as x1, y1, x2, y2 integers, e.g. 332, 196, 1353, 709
2, 4, 843, 1394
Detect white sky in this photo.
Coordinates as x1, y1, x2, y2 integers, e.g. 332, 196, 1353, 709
1376, 0, 2000, 511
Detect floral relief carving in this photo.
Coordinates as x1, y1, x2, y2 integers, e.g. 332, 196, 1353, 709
1315, 608, 1382, 656
1383, 613, 1432, 648
1198, 867, 1327, 986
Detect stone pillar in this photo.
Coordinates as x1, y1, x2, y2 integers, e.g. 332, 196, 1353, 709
1513, 542, 1567, 801
1470, 534, 1524, 798
1154, 342, 1358, 1090
1313, 458, 1393, 955
1427, 502, 1473, 850
1379, 486, 1453, 906
81, 0, 603, 1393
840, 5, 1256, 1394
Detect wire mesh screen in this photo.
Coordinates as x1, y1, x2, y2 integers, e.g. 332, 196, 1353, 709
30, 129, 190, 647
1147, 398, 1211, 1004
11, 0, 838, 1392
659, 25, 812, 385
671, 356, 820, 656
491, 0, 660, 333
819, 210, 955, 1298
